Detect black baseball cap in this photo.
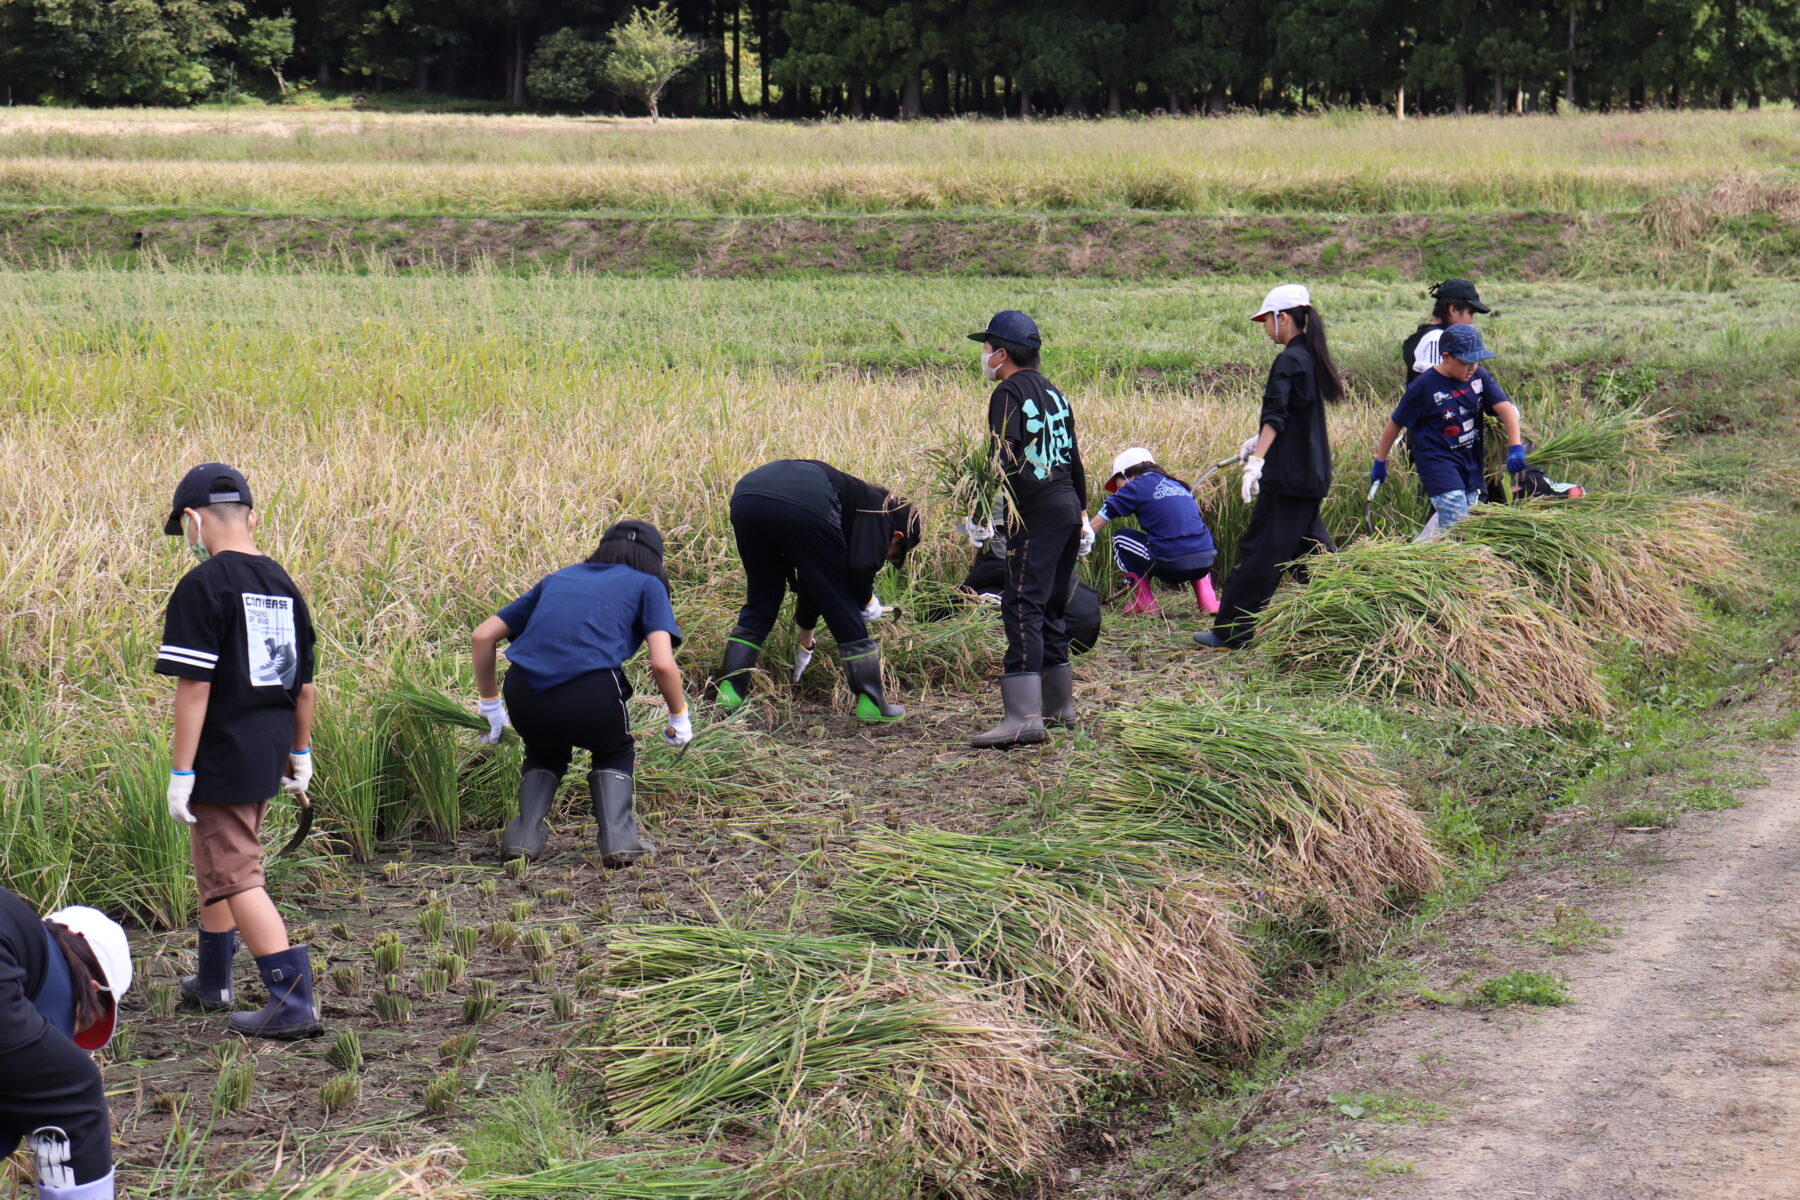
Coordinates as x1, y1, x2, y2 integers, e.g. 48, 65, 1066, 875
601, 519, 665, 559
1429, 278, 1491, 313
967, 309, 1042, 351
165, 463, 253, 535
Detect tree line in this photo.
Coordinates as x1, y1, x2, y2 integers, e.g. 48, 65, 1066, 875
1, 0, 1795, 116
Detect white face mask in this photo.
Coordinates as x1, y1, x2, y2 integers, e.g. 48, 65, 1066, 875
183, 510, 209, 563
981, 348, 1003, 381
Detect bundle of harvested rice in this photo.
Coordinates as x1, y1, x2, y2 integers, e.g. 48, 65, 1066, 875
1525, 403, 1667, 479
1448, 496, 1703, 655
1255, 539, 1606, 725
829, 829, 1260, 1058
1076, 697, 1444, 926
585, 925, 1079, 1189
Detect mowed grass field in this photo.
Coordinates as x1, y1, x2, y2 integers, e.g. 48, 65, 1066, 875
2, 108, 1799, 1199
0, 109, 1796, 214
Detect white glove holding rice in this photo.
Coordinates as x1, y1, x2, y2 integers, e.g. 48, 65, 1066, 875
477, 695, 510, 745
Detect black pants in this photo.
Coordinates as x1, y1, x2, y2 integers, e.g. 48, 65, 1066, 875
0, 1030, 112, 1188
503, 667, 635, 779
1214, 491, 1335, 646
1003, 522, 1080, 674
730, 494, 867, 646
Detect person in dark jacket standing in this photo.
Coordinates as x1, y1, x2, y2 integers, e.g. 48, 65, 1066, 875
1195, 285, 1344, 650
966, 310, 1092, 747
1401, 278, 1490, 381
0, 889, 134, 1200
715, 460, 919, 721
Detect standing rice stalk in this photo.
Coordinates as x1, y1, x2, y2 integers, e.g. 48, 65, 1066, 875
830, 829, 1261, 1058
1075, 697, 1444, 927
581, 924, 1080, 1190
1255, 540, 1607, 725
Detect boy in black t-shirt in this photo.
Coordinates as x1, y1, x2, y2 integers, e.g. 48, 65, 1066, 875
155, 463, 322, 1041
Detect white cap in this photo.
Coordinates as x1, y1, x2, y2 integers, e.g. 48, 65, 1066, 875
1110, 447, 1156, 478
1251, 283, 1311, 323
46, 905, 132, 1049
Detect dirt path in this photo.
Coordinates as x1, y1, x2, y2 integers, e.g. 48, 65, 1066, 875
1181, 737, 1800, 1200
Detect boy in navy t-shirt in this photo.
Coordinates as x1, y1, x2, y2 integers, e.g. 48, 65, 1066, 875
1089, 446, 1219, 616
1372, 325, 1526, 537
155, 463, 321, 1041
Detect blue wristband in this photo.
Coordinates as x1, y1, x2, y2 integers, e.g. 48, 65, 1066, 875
171, 770, 195, 776
291, 748, 310, 756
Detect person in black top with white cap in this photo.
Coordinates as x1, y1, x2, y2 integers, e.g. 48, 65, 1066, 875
966, 310, 1092, 747
1195, 284, 1344, 651
0, 888, 134, 1200
714, 461, 920, 722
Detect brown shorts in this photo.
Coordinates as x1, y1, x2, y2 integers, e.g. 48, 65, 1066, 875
190, 801, 269, 906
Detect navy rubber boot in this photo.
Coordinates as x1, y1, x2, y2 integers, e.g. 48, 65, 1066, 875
180, 925, 236, 1012
229, 945, 322, 1040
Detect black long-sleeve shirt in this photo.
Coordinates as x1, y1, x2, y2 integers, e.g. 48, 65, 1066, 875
732, 459, 900, 603
1257, 344, 1332, 499
987, 368, 1087, 535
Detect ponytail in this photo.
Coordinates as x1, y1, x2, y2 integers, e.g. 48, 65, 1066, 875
1289, 306, 1346, 403
46, 921, 108, 1037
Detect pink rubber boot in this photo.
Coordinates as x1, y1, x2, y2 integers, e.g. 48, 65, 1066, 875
1123, 574, 1159, 616
1194, 574, 1221, 615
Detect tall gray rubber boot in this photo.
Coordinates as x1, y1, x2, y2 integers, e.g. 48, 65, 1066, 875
970, 672, 1047, 749
1041, 662, 1077, 728
591, 768, 655, 868
839, 637, 904, 722
500, 767, 559, 861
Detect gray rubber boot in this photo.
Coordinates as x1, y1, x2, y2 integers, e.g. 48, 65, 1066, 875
839, 637, 904, 722
970, 672, 1047, 749
499, 767, 559, 861
716, 628, 762, 710
180, 924, 236, 1011
1041, 662, 1077, 728
591, 768, 655, 868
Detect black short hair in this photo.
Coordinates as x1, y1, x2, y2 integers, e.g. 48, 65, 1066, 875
587, 521, 672, 596
992, 338, 1040, 370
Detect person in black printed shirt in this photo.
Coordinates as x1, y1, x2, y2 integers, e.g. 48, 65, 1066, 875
965, 310, 1092, 748
155, 463, 322, 1041
1195, 285, 1345, 651
0, 890, 133, 1200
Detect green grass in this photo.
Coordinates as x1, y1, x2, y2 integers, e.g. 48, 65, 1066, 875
1472, 970, 1573, 1009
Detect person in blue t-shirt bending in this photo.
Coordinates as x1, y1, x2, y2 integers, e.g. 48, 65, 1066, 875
1088, 446, 1220, 617
471, 520, 692, 867
1372, 324, 1526, 538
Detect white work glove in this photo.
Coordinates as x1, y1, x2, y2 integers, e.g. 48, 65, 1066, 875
1077, 523, 1096, 557
792, 644, 814, 682
662, 708, 693, 748
956, 517, 995, 548
167, 771, 197, 826
282, 748, 312, 794
862, 597, 887, 622
1240, 456, 1265, 504
1238, 435, 1261, 463
477, 695, 510, 745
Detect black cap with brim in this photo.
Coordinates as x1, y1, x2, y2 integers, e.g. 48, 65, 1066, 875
601, 519, 665, 559
1431, 278, 1491, 314
165, 463, 253, 536
967, 309, 1042, 350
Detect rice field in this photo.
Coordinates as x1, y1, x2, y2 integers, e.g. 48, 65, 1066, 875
0, 251, 1792, 1197
0, 109, 1795, 215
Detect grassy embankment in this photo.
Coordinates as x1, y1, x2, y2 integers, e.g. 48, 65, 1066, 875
1, 262, 1796, 1198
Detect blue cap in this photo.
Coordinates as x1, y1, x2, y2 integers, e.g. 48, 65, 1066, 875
1439, 323, 1495, 364
967, 310, 1041, 351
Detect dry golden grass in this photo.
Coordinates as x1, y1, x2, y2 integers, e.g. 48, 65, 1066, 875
0, 109, 1793, 214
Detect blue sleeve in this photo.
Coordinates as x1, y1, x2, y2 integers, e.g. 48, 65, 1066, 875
495, 581, 544, 636
1100, 480, 1141, 521
1477, 368, 1513, 413
637, 579, 683, 649
1391, 380, 1424, 429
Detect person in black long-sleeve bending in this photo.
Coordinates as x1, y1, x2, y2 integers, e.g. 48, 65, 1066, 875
715, 459, 919, 721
